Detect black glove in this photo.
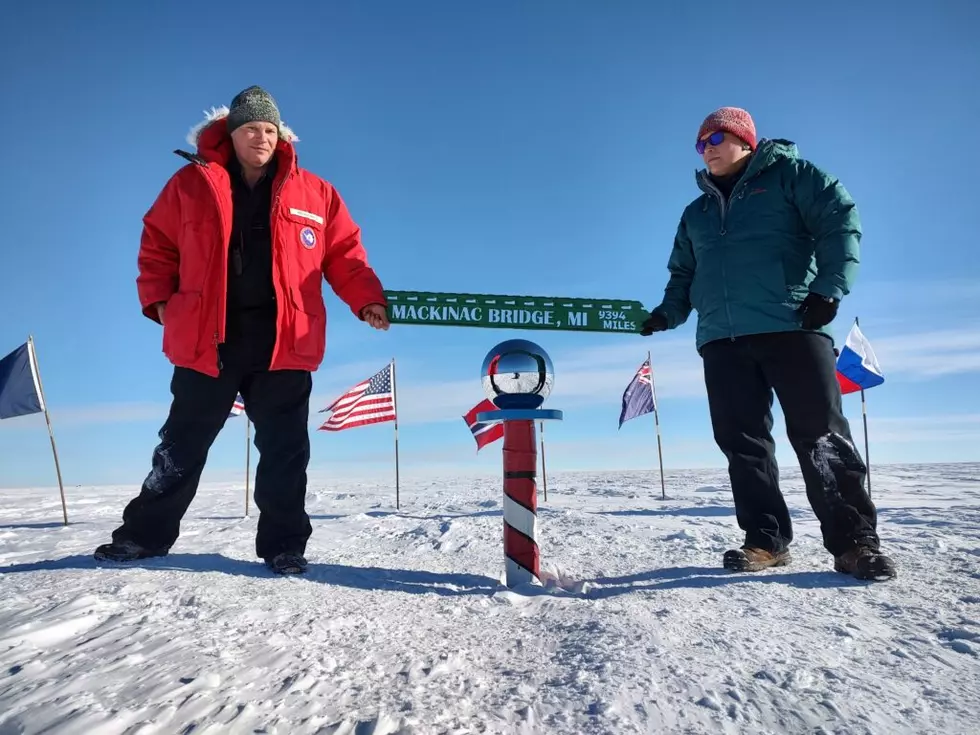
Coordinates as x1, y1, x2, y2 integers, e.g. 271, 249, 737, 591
798, 293, 839, 330
640, 310, 668, 336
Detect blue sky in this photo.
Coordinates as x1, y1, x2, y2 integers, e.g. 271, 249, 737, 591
1, 1, 978, 489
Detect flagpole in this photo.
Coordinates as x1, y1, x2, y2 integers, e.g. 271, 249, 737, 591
648, 350, 666, 500
27, 335, 68, 525
245, 418, 251, 516
539, 421, 548, 502
855, 316, 871, 497
391, 357, 401, 510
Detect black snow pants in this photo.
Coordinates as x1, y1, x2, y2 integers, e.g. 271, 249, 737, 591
111, 334, 313, 560
700, 331, 879, 557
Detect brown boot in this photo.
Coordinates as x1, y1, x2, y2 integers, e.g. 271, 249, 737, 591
723, 546, 791, 572
834, 546, 896, 581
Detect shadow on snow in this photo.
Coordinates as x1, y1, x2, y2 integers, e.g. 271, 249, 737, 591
0, 553, 865, 600
584, 565, 863, 598
0, 553, 500, 597
597, 506, 736, 519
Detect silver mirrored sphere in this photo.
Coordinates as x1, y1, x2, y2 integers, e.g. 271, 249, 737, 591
481, 339, 554, 410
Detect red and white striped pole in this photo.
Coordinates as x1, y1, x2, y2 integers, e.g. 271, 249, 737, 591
502, 419, 539, 585
478, 338, 562, 589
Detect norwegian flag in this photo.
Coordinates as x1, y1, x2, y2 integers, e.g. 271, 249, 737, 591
228, 393, 245, 417
463, 398, 504, 450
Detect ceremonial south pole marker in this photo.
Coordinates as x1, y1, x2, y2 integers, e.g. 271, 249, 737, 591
476, 339, 562, 588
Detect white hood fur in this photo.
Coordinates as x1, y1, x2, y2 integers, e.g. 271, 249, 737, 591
186, 105, 299, 148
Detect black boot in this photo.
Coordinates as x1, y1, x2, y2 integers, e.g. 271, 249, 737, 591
834, 546, 896, 581
94, 539, 168, 562
265, 552, 308, 575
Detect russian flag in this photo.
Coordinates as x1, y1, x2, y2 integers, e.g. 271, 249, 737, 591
463, 398, 504, 450
836, 323, 884, 394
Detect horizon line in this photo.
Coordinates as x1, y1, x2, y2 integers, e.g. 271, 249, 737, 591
2, 458, 976, 492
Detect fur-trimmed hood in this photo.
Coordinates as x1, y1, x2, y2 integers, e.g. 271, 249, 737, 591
177, 105, 301, 169
186, 105, 299, 148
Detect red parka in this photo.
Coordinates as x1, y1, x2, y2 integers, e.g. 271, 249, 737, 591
136, 107, 386, 377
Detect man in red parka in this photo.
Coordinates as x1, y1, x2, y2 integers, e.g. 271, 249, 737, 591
94, 86, 389, 574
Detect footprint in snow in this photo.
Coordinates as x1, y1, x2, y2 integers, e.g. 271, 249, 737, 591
938, 627, 980, 657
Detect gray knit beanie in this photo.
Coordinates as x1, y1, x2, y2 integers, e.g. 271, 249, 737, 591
226, 86, 281, 134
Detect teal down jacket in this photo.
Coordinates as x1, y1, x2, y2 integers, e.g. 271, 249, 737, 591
653, 138, 861, 351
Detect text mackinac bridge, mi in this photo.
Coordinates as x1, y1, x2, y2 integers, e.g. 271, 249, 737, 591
383, 291, 647, 334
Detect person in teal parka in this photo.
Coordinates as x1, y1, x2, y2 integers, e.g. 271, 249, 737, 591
641, 106, 895, 581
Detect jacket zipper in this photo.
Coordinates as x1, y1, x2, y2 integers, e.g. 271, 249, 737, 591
211, 169, 228, 373
698, 168, 762, 342
700, 175, 736, 341
191, 155, 292, 374
269, 170, 290, 367
187, 161, 228, 373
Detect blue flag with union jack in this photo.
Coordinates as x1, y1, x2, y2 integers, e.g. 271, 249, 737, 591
619, 358, 655, 427
0, 341, 45, 420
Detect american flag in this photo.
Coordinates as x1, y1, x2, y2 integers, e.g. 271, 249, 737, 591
462, 398, 504, 450
319, 363, 396, 431
229, 393, 245, 417
618, 358, 655, 427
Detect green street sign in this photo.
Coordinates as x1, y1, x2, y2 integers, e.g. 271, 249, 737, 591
383, 290, 648, 334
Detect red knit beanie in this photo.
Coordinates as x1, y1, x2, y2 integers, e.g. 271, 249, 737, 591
697, 107, 757, 151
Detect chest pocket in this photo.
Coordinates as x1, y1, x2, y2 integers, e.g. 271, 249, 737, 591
278, 205, 328, 300
730, 171, 804, 237
278, 205, 327, 360
685, 196, 724, 259
283, 207, 326, 250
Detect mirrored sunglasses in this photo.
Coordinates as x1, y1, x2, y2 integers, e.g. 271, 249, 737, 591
696, 130, 726, 154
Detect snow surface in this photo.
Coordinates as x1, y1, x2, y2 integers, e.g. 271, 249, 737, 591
1, 463, 979, 734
